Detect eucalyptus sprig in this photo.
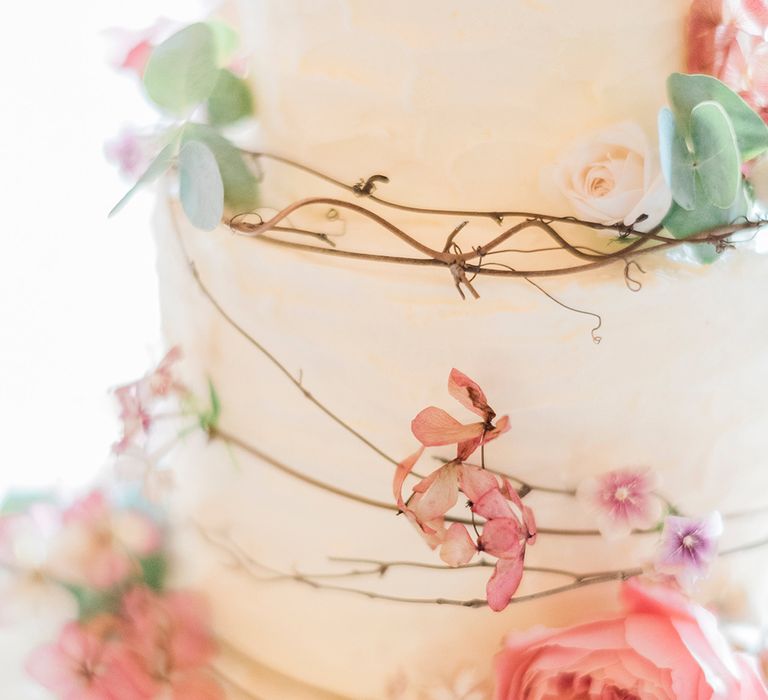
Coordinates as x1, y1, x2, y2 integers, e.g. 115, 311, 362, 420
659, 73, 768, 262
110, 22, 258, 230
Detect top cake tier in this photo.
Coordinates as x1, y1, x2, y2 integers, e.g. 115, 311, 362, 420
239, 0, 686, 218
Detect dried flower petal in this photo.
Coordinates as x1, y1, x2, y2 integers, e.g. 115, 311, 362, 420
439, 523, 477, 567
654, 511, 723, 588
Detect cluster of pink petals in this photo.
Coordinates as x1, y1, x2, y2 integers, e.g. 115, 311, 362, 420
26, 587, 222, 700
104, 129, 155, 181
688, 0, 768, 121
494, 578, 768, 699
394, 370, 536, 611
112, 347, 185, 455
576, 467, 663, 539
50, 491, 161, 590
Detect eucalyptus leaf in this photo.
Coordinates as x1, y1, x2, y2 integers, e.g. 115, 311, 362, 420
178, 139, 225, 231
658, 107, 696, 210
690, 101, 741, 209
207, 69, 254, 126
667, 72, 768, 161
108, 141, 177, 217
143, 23, 219, 114
207, 19, 239, 66
663, 180, 747, 264
182, 123, 259, 212
140, 554, 168, 592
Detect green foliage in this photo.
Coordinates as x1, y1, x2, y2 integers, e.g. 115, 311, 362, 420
207, 69, 254, 126
182, 123, 258, 212
657, 73, 766, 258
178, 139, 224, 231
0, 490, 55, 515
143, 23, 219, 115
109, 140, 178, 218
198, 379, 222, 433
139, 554, 168, 592
667, 73, 768, 161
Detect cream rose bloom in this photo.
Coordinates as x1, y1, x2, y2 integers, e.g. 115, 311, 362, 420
551, 121, 671, 233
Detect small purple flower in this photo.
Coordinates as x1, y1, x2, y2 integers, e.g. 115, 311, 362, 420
104, 128, 153, 180
577, 468, 663, 539
654, 512, 723, 588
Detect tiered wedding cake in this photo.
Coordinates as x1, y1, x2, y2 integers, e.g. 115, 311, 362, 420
149, 1, 768, 697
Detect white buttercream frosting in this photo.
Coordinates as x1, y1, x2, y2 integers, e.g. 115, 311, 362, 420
154, 1, 768, 697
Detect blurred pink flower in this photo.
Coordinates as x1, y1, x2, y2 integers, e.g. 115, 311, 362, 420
50, 491, 161, 589
104, 129, 154, 180
688, 0, 768, 121
494, 578, 768, 699
104, 20, 177, 78
576, 467, 663, 539
120, 587, 222, 700
112, 347, 185, 454
655, 511, 723, 588
26, 618, 155, 700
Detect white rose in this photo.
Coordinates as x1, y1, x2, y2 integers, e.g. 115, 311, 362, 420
551, 121, 671, 233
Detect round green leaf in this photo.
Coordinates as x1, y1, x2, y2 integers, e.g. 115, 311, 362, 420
667, 72, 768, 161
207, 69, 254, 126
182, 123, 259, 212
143, 23, 219, 115
178, 140, 224, 231
207, 20, 239, 66
658, 107, 696, 210
109, 140, 177, 217
690, 101, 741, 208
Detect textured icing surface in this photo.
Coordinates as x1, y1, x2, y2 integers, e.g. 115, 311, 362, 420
156, 1, 768, 697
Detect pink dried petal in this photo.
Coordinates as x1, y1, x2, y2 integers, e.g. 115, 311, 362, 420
486, 555, 525, 612
439, 523, 477, 566
392, 446, 425, 512
654, 512, 723, 588
687, 0, 726, 73
473, 488, 513, 520
411, 407, 485, 447
170, 670, 225, 700
456, 415, 510, 461
480, 518, 523, 559
122, 40, 152, 76
749, 42, 768, 103
458, 464, 499, 504
447, 368, 494, 419
411, 463, 460, 522
501, 478, 537, 542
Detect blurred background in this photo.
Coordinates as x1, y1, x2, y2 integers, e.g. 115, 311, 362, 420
0, 1, 213, 494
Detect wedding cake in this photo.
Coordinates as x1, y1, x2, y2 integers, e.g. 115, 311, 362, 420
137, 0, 768, 697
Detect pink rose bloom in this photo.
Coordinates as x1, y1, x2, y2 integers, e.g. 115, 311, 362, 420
494, 579, 768, 699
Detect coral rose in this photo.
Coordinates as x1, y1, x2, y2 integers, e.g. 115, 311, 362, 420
494, 580, 767, 699
551, 122, 671, 233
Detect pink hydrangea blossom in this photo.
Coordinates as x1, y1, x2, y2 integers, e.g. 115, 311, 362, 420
494, 579, 768, 699
411, 369, 510, 462
49, 491, 161, 589
576, 467, 663, 539
688, 0, 768, 121
119, 587, 222, 700
112, 347, 185, 454
654, 511, 723, 588
26, 618, 156, 700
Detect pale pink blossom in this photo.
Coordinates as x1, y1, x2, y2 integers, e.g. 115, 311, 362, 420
688, 0, 768, 122
104, 20, 178, 77
104, 129, 155, 181
655, 511, 723, 588
577, 467, 663, 539
494, 578, 768, 699
26, 618, 155, 700
112, 347, 185, 454
120, 587, 223, 700
551, 122, 671, 232
49, 491, 161, 589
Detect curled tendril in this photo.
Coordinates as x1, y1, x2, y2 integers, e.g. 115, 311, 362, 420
623, 260, 645, 292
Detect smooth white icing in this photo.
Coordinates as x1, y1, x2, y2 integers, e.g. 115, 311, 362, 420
155, 1, 768, 697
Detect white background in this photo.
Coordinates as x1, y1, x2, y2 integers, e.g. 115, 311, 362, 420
0, 1, 210, 495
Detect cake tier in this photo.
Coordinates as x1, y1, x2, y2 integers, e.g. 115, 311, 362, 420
156, 1, 768, 697
160, 200, 768, 698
